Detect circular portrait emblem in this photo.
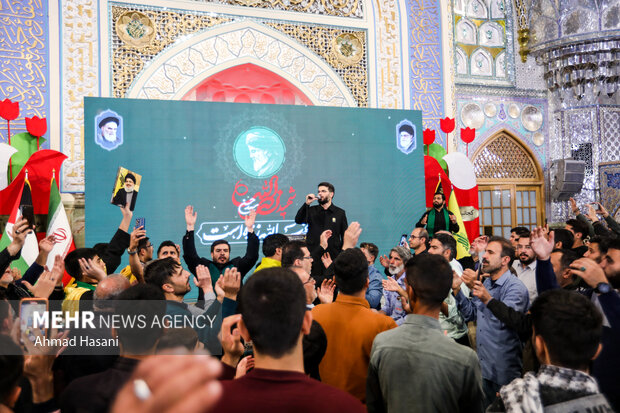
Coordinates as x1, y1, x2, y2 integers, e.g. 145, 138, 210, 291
233, 127, 286, 178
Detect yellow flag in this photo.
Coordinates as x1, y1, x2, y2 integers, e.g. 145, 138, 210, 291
448, 190, 471, 259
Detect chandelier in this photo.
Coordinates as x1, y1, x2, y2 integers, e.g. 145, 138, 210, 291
515, 0, 620, 107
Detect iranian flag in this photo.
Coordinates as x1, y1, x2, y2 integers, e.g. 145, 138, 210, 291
46, 175, 75, 285
0, 176, 39, 273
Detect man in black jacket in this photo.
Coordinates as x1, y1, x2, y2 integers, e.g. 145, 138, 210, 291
182, 205, 258, 304
295, 182, 348, 278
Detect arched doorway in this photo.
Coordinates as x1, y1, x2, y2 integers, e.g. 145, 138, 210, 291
472, 131, 545, 238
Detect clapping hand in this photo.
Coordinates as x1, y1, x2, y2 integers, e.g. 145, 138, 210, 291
321, 252, 332, 269
194, 265, 213, 294
379, 254, 389, 269
319, 230, 332, 250
317, 278, 336, 304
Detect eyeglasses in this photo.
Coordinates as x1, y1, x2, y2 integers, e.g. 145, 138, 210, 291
301, 256, 313, 260
409, 235, 422, 239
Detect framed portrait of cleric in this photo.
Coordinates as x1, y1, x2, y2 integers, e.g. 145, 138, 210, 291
395, 119, 416, 155
233, 126, 286, 178
95, 110, 124, 151
110, 167, 141, 211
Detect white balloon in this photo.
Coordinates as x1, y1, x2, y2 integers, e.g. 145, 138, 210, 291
0, 143, 18, 190
443, 152, 477, 190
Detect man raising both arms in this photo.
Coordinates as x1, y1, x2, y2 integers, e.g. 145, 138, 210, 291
183, 205, 259, 303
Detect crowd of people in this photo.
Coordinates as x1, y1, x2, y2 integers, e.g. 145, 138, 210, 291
1, 182, 619, 413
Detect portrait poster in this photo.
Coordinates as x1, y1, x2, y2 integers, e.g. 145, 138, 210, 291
110, 166, 141, 211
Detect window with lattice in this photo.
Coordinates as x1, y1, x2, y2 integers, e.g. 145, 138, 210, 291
473, 133, 540, 180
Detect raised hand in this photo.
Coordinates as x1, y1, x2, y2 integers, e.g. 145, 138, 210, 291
421, 214, 428, 225
449, 214, 457, 224
586, 204, 599, 222
244, 209, 256, 233
38, 235, 56, 254
472, 280, 492, 305
317, 278, 336, 304
214, 277, 225, 301
531, 226, 555, 261
119, 203, 133, 232
342, 221, 362, 250
194, 265, 213, 293
319, 230, 332, 250
569, 197, 580, 215
22, 327, 69, 403
321, 252, 332, 269
185, 205, 197, 231
50, 255, 65, 284
35, 235, 56, 266
7, 218, 31, 256
22, 270, 58, 299
222, 267, 241, 300
379, 254, 389, 269
129, 226, 147, 251
596, 202, 610, 218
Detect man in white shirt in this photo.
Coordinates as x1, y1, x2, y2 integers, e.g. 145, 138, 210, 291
512, 231, 537, 305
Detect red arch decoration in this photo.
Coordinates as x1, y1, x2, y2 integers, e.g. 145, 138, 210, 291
182, 63, 314, 106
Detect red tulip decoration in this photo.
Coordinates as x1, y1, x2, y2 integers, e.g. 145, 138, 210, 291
0, 99, 20, 181
423, 128, 435, 155
26, 116, 47, 150
440, 117, 455, 153
460, 127, 476, 156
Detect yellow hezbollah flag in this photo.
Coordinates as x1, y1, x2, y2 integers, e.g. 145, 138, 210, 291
448, 189, 471, 259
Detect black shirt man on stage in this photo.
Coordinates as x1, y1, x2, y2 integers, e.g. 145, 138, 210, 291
416, 191, 459, 237
295, 182, 348, 277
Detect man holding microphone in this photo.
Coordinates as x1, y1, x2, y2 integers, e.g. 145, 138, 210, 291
295, 182, 348, 279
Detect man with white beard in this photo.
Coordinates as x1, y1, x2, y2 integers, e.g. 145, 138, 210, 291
380, 246, 412, 325
245, 131, 281, 176
112, 173, 138, 211
96, 116, 122, 150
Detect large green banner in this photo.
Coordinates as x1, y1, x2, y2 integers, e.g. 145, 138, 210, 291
85, 98, 424, 298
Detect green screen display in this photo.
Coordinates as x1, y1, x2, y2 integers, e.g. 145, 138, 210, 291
85, 98, 425, 299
